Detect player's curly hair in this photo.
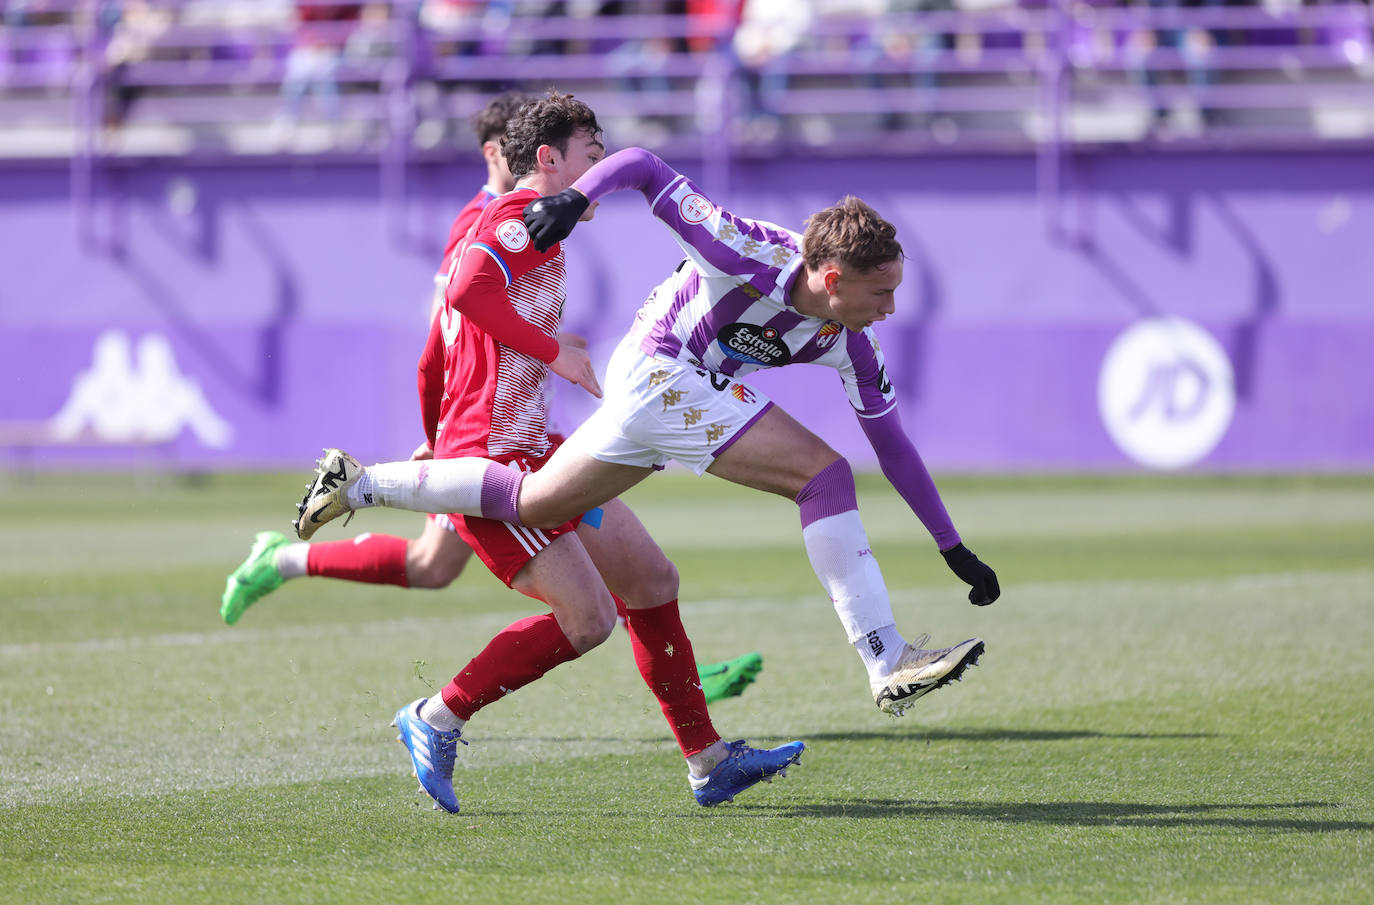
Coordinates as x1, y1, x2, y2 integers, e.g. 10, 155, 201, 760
470, 91, 533, 147
501, 90, 603, 179
802, 196, 904, 273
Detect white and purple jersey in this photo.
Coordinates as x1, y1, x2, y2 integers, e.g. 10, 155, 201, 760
573, 148, 959, 549
630, 181, 897, 419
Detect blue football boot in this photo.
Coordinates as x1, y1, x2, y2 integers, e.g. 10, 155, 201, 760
391, 698, 466, 813
690, 739, 805, 807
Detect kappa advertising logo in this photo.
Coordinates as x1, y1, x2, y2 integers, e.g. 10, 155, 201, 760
496, 219, 530, 253
1097, 317, 1235, 469
678, 193, 713, 224
716, 323, 792, 367
48, 329, 234, 448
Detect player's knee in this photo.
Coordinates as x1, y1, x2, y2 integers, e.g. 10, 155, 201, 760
613, 554, 679, 609
643, 556, 680, 605
408, 558, 458, 589
565, 607, 616, 652
406, 546, 465, 589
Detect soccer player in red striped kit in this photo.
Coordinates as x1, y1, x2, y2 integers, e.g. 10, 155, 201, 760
294, 92, 802, 811
221, 92, 763, 706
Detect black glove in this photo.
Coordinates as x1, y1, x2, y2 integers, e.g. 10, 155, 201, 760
523, 188, 590, 252
941, 543, 1000, 606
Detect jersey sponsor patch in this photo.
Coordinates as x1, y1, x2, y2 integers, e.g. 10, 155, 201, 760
496, 218, 531, 253
716, 323, 792, 367
679, 193, 713, 224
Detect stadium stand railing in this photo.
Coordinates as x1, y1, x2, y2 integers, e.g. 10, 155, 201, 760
1, 0, 1371, 162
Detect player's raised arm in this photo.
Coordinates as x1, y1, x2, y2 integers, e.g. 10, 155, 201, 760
524, 148, 681, 251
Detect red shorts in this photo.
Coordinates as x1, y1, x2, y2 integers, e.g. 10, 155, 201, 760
441, 444, 580, 587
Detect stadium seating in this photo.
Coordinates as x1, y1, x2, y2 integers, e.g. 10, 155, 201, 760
0, 0, 1370, 159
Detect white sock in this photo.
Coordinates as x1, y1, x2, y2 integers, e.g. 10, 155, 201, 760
854, 624, 906, 682
345, 459, 491, 515
420, 695, 466, 733
801, 509, 906, 682
274, 543, 310, 580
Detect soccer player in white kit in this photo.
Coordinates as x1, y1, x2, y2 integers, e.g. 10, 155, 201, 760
297, 147, 1001, 717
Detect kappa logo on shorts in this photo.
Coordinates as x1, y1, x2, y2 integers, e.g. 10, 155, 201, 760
705, 424, 727, 444
717, 323, 792, 367
496, 219, 531, 253
648, 370, 672, 388
661, 388, 687, 410
679, 193, 713, 224
683, 406, 706, 427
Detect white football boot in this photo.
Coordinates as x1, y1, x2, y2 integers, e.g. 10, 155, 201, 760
871, 634, 984, 716
293, 448, 362, 540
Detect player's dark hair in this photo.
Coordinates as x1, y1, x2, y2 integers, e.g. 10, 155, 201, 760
802, 196, 904, 273
471, 91, 532, 147
501, 91, 603, 179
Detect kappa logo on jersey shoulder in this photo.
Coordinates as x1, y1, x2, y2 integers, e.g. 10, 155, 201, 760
679, 193, 713, 224
496, 219, 531, 253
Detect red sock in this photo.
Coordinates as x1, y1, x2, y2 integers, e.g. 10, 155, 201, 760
612, 593, 629, 626
440, 613, 578, 720
306, 533, 410, 587
625, 599, 721, 757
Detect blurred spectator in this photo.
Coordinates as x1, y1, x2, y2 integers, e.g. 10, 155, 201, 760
103, 1, 173, 127
280, 1, 363, 122
1124, 0, 1220, 130
733, 0, 814, 139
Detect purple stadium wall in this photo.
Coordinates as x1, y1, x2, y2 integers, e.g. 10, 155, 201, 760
1, 151, 1371, 471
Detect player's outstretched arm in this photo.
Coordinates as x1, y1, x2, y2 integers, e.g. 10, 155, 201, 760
524, 148, 682, 252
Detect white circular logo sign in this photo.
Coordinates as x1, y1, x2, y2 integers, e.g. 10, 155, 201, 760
679, 193, 712, 224
1098, 316, 1235, 470
496, 219, 530, 253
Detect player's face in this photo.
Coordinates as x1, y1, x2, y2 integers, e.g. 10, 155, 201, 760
552, 128, 605, 220
553, 129, 605, 187
826, 258, 902, 331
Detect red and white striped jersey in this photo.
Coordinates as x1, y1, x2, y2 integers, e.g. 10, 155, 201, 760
430, 187, 565, 460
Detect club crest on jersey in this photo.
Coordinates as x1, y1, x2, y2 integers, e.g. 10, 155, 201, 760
717, 323, 792, 367
678, 193, 713, 224
496, 219, 531, 253
730, 384, 756, 404
817, 321, 843, 349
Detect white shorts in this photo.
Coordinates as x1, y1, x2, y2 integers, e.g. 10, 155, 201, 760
564, 333, 773, 475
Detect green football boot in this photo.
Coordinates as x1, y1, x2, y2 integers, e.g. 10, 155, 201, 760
221, 531, 290, 625
698, 652, 764, 704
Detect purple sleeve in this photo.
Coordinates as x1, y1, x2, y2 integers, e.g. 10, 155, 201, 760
858, 407, 962, 551
573, 148, 681, 205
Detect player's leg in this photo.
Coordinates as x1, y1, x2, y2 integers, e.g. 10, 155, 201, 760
582, 503, 763, 704
404, 515, 475, 589
574, 498, 803, 802
221, 515, 472, 624
397, 527, 615, 813
707, 405, 983, 715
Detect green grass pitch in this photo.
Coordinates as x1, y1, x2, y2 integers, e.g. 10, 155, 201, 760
2, 471, 1372, 904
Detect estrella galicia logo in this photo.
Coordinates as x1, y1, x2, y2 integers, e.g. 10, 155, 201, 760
716, 323, 791, 366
